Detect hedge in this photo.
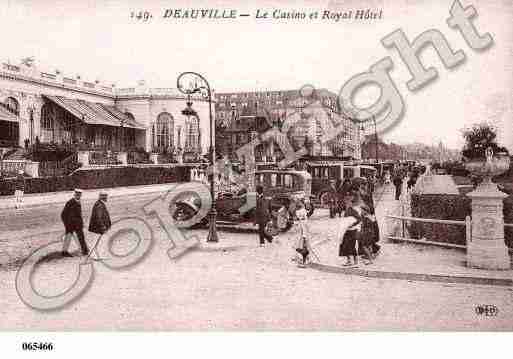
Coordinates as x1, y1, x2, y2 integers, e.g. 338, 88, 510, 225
410, 193, 513, 248
0, 166, 191, 196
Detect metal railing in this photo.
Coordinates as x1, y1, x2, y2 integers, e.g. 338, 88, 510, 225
39, 152, 80, 177
89, 151, 120, 166
386, 214, 470, 249
386, 214, 513, 253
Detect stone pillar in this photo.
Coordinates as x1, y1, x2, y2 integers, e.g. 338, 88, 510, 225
117, 151, 128, 165
25, 161, 39, 178
78, 150, 90, 167
150, 153, 159, 164
467, 187, 510, 270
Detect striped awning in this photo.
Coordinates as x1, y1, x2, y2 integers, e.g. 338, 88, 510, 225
43, 95, 145, 129
0, 105, 18, 123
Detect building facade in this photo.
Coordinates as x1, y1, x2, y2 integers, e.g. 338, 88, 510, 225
0, 60, 212, 158
215, 89, 361, 163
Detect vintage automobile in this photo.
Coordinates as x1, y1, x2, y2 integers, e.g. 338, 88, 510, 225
173, 169, 314, 233
303, 160, 378, 207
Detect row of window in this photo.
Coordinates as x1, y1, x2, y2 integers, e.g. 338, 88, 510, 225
218, 92, 288, 101
151, 112, 200, 150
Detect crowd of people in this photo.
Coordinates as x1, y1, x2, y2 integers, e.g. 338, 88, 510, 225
287, 165, 424, 267
280, 175, 381, 267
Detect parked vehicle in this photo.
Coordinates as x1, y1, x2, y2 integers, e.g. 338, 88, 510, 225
304, 160, 377, 207
173, 169, 314, 233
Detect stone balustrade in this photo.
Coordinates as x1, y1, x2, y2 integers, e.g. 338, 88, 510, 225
1, 62, 217, 100
1, 63, 114, 95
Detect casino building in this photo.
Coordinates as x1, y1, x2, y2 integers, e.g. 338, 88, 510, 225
0, 58, 361, 178
0, 59, 212, 170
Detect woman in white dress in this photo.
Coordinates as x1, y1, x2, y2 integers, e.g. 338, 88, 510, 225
293, 201, 312, 267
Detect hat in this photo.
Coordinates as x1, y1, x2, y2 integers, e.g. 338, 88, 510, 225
99, 191, 108, 197
74, 188, 83, 193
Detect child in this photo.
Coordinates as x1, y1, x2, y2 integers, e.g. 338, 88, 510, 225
294, 201, 312, 267
14, 170, 25, 209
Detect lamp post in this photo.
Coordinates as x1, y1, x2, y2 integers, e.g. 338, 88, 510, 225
177, 72, 218, 243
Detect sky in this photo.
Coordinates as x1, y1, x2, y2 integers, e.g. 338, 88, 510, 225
0, 0, 512, 151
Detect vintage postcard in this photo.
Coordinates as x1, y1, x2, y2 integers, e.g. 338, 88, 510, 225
0, 0, 512, 350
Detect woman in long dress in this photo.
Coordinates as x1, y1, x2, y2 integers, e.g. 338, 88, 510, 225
360, 182, 381, 257
339, 191, 363, 266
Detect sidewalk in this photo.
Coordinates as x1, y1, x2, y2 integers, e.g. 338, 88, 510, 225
0, 182, 182, 210
308, 182, 513, 286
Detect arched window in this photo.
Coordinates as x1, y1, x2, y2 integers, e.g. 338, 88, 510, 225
40, 104, 56, 142
155, 112, 173, 150
185, 116, 199, 150
5, 97, 19, 115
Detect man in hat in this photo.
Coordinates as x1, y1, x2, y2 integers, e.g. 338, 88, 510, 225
14, 170, 26, 209
61, 189, 88, 257
88, 191, 112, 236
255, 185, 273, 246
393, 172, 403, 201
327, 179, 338, 218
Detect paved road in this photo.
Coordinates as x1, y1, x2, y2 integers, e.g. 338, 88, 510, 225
0, 183, 512, 330
0, 191, 164, 235
1, 214, 512, 330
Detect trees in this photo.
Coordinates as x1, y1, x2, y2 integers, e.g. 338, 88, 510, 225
461, 122, 509, 159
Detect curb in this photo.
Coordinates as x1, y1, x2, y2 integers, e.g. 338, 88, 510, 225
309, 262, 513, 287
0, 186, 173, 211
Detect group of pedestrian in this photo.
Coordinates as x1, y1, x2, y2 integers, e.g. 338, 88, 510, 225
60, 189, 112, 257
338, 180, 381, 266
289, 175, 381, 268
326, 178, 353, 218
392, 166, 420, 200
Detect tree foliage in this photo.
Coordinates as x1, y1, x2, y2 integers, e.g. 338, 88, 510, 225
461, 122, 509, 159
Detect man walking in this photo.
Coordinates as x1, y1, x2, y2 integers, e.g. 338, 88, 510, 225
14, 170, 25, 209
393, 172, 403, 201
328, 180, 338, 218
61, 189, 88, 257
88, 191, 112, 236
255, 185, 273, 246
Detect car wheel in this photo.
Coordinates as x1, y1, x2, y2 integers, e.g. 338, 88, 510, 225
173, 201, 206, 228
